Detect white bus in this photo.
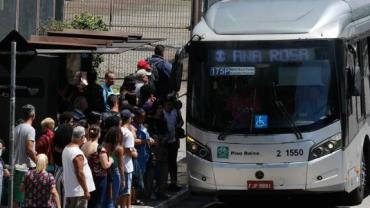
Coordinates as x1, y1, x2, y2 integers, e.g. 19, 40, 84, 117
185, 0, 370, 205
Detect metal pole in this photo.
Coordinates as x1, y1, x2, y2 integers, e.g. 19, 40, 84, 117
9, 41, 17, 208
36, 0, 40, 34
108, 0, 113, 68
15, 0, 20, 31
52, 0, 56, 19
191, 0, 202, 30
55, 0, 64, 21
109, 0, 114, 28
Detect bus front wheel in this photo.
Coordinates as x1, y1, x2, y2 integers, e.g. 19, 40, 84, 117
346, 152, 367, 205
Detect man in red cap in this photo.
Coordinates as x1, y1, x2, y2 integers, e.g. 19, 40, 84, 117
137, 59, 157, 92
137, 59, 151, 71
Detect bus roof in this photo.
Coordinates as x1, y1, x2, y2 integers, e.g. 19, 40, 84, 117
193, 0, 370, 40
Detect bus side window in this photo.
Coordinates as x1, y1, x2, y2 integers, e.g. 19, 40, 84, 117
356, 41, 365, 120
346, 49, 355, 115
347, 43, 362, 143
364, 37, 370, 116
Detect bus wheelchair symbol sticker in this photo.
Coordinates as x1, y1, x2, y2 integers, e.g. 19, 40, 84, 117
255, 115, 268, 129
217, 146, 229, 159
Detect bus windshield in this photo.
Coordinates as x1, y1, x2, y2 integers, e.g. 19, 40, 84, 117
188, 40, 340, 134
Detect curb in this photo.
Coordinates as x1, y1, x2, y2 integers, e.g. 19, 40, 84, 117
154, 186, 190, 208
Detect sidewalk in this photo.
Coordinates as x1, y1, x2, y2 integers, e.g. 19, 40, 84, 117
135, 156, 189, 208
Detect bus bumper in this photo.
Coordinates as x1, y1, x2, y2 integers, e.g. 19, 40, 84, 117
187, 150, 345, 194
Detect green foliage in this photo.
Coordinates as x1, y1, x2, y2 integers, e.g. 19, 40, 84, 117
70, 12, 108, 71
38, 19, 70, 35
71, 12, 108, 31
39, 13, 108, 34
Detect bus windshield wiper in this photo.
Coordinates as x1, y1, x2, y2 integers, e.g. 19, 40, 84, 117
272, 82, 303, 140
217, 121, 239, 141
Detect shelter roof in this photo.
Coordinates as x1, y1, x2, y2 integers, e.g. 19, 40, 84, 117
0, 30, 163, 54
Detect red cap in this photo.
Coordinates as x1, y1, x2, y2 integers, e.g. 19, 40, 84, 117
137, 59, 151, 70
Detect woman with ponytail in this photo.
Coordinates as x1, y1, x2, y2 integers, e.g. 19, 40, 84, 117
20, 154, 61, 208
81, 125, 113, 208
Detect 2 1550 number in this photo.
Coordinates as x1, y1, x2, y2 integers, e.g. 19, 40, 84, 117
276, 149, 304, 157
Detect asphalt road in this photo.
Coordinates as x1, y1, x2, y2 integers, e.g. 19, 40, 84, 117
172, 194, 370, 208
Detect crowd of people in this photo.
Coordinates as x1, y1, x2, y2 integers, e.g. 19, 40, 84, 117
3, 45, 185, 208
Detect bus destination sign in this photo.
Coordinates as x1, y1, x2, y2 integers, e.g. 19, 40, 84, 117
211, 48, 315, 64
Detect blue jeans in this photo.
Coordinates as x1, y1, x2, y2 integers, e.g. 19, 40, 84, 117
104, 167, 120, 208
88, 176, 107, 208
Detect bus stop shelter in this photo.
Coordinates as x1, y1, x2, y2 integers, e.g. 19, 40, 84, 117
0, 29, 163, 136
0, 29, 163, 206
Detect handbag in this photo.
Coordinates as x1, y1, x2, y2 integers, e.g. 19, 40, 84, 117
175, 127, 186, 139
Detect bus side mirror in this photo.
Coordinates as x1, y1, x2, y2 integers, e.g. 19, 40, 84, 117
175, 47, 188, 61
347, 44, 357, 55
171, 47, 188, 92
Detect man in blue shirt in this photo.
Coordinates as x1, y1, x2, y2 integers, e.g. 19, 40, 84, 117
102, 71, 115, 111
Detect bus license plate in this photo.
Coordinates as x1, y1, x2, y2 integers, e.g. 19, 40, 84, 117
247, 181, 274, 190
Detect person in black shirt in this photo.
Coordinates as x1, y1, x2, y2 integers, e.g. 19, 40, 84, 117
146, 101, 170, 199
52, 123, 73, 207
101, 94, 121, 140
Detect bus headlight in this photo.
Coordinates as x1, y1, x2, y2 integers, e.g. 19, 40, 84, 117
309, 133, 342, 161
186, 135, 212, 162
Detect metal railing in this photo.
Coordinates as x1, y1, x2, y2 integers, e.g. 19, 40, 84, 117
64, 0, 191, 78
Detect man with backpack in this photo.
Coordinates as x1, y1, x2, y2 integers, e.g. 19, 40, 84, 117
147, 45, 173, 101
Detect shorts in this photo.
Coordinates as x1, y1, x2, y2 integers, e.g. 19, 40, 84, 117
120, 172, 132, 196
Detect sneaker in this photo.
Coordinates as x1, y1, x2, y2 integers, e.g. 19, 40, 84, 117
133, 199, 145, 205
168, 183, 182, 192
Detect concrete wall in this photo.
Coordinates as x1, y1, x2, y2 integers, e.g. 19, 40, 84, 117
0, 0, 60, 40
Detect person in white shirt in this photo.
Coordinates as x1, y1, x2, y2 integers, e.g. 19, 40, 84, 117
119, 110, 138, 208
62, 126, 95, 208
